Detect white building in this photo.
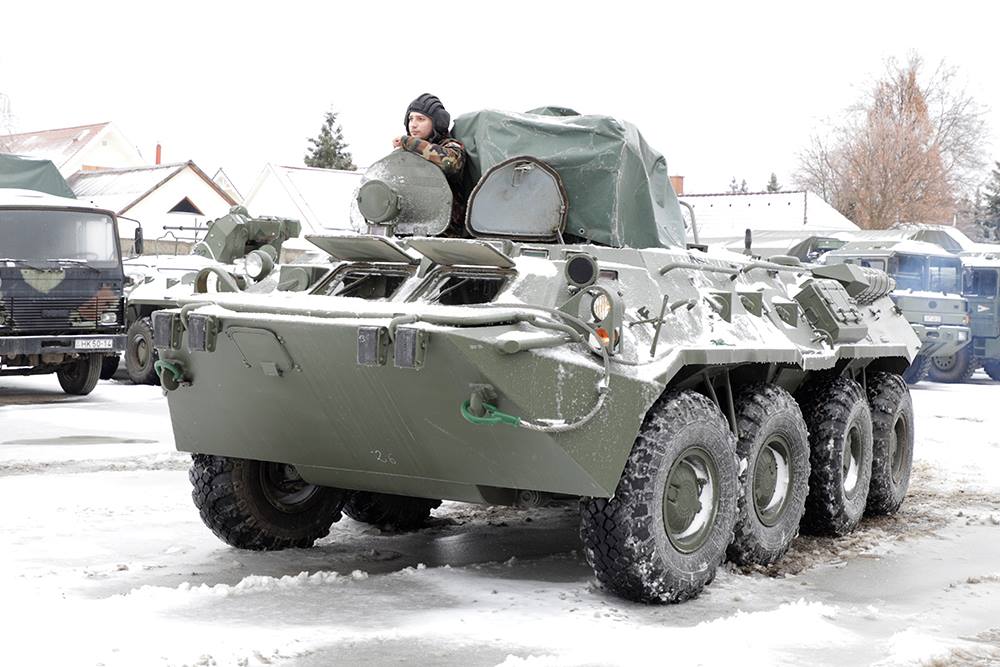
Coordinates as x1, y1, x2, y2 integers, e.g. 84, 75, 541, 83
0, 122, 145, 177
242, 163, 362, 238
679, 191, 859, 245
68, 161, 238, 244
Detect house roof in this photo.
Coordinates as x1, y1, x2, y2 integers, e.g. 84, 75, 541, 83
679, 190, 859, 242
68, 161, 238, 214
243, 164, 361, 232
0, 122, 110, 170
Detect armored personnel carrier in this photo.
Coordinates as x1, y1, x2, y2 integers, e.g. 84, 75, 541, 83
122, 206, 302, 384
819, 238, 971, 384
155, 108, 920, 603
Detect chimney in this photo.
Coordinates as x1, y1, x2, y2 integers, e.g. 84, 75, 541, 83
155, 143, 162, 165
669, 175, 684, 195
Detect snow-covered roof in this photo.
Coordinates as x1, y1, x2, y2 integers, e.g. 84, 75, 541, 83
0, 122, 110, 170
0, 187, 112, 213
68, 161, 237, 215
826, 238, 958, 259
679, 191, 859, 243
242, 164, 361, 234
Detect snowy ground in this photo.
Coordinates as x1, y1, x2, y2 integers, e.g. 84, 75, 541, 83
0, 370, 998, 667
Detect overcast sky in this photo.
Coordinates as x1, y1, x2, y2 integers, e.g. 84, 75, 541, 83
3, 1, 999, 198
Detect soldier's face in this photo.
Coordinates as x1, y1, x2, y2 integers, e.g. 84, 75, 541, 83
408, 112, 434, 140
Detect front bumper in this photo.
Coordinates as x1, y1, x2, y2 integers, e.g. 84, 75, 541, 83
910, 324, 971, 358
0, 333, 126, 356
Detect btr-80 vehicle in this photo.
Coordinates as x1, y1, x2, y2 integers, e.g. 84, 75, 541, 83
122, 206, 301, 384
155, 108, 920, 603
819, 237, 971, 384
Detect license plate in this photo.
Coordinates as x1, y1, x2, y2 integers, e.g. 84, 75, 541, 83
923, 314, 942, 323
76, 338, 113, 350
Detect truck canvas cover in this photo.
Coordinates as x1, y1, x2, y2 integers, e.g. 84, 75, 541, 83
452, 108, 685, 249
0, 154, 76, 199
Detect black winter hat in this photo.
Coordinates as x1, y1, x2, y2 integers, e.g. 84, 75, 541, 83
404, 93, 451, 139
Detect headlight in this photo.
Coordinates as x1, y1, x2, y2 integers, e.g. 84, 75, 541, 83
100, 312, 118, 324
958, 331, 968, 342
245, 249, 275, 281
590, 292, 612, 321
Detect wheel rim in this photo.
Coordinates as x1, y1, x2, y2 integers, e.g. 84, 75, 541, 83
259, 462, 319, 512
131, 334, 149, 367
843, 425, 862, 498
932, 355, 955, 371
663, 446, 719, 553
890, 414, 909, 484
753, 436, 792, 527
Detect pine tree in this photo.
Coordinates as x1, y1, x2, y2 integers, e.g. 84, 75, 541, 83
766, 172, 782, 192
304, 110, 356, 170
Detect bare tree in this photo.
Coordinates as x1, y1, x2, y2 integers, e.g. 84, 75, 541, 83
794, 55, 988, 229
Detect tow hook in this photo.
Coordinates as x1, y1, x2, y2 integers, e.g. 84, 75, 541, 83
154, 359, 187, 391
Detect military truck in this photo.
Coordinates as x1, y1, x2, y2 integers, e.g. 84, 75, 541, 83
819, 238, 971, 384
122, 206, 301, 384
947, 252, 1000, 381
154, 108, 920, 604
0, 186, 127, 395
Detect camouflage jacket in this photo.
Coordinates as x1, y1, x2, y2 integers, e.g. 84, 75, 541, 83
399, 135, 466, 176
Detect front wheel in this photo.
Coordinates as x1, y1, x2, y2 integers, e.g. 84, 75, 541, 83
190, 455, 347, 550
125, 316, 160, 385
57, 355, 102, 395
901, 355, 930, 385
865, 373, 914, 516
983, 360, 1000, 382
100, 354, 120, 380
580, 390, 738, 604
927, 347, 975, 384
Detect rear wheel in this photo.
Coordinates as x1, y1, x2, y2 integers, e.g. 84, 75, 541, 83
126, 316, 160, 385
189, 454, 347, 550
865, 372, 914, 516
797, 376, 873, 536
343, 492, 441, 529
727, 384, 810, 566
901, 355, 930, 385
57, 355, 102, 395
100, 354, 120, 380
983, 360, 1000, 382
580, 390, 737, 603
928, 347, 975, 384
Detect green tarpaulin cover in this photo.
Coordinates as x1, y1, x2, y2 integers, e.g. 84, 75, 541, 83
0, 153, 76, 199
452, 108, 684, 249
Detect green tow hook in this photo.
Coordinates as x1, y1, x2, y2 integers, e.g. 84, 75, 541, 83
154, 359, 185, 391
460, 400, 522, 427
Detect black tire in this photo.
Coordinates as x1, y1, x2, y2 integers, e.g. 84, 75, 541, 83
796, 376, 873, 536
580, 390, 738, 604
727, 384, 810, 566
983, 360, 1000, 382
56, 355, 102, 395
189, 454, 347, 550
126, 316, 160, 385
343, 492, 441, 529
865, 372, 914, 516
927, 346, 975, 384
901, 355, 930, 385
99, 354, 120, 380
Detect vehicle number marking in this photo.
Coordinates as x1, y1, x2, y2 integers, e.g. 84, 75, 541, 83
371, 450, 398, 465
922, 314, 942, 323
75, 339, 113, 350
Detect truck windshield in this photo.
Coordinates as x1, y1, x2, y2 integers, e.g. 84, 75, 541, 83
928, 257, 962, 293
0, 209, 119, 263
893, 254, 925, 290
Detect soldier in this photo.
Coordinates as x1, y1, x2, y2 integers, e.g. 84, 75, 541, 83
392, 93, 468, 236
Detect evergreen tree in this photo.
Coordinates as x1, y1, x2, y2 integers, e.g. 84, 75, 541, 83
304, 110, 356, 170
728, 177, 748, 194
978, 161, 1000, 240
766, 172, 782, 192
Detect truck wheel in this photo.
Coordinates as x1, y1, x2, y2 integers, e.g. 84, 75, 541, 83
797, 376, 873, 536
865, 372, 914, 516
56, 355, 102, 395
343, 492, 441, 529
927, 347, 975, 383
901, 355, 930, 385
580, 390, 737, 603
126, 316, 160, 385
99, 354, 120, 380
983, 360, 1000, 382
727, 384, 810, 566
189, 454, 347, 550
